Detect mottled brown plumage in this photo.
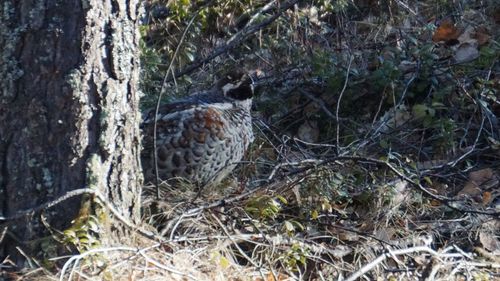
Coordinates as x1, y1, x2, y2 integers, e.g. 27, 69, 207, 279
141, 74, 254, 187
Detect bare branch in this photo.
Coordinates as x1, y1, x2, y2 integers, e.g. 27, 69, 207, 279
167, 0, 299, 81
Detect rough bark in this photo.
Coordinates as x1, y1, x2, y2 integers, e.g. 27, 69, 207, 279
0, 0, 142, 266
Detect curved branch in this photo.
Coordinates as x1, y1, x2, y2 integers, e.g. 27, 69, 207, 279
167, 0, 299, 81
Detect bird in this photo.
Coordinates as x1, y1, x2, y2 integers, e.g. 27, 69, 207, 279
141, 72, 255, 188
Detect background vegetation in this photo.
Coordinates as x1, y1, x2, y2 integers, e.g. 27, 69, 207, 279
17, 0, 500, 280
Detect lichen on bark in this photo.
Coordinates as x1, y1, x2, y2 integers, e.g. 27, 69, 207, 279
0, 2, 25, 98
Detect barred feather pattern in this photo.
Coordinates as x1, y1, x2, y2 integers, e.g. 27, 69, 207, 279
141, 82, 254, 187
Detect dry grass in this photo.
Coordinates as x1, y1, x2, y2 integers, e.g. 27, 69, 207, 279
5, 0, 499, 280
9, 168, 498, 280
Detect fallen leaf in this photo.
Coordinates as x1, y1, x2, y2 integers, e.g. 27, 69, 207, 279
469, 168, 494, 183
457, 168, 497, 202
482, 191, 492, 206
413, 254, 430, 266
453, 43, 479, 63
297, 120, 319, 143
392, 180, 409, 206
459, 182, 482, 197
255, 272, 290, 281
473, 27, 491, 46
332, 228, 360, 242
430, 199, 441, 206
378, 105, 412, 133
475, 246, 500, 263
375, 227, 396, 242
457, 26, 478, 45
432, 18, 461, 43
330, 245, 352, 258
479, 224, 500, 253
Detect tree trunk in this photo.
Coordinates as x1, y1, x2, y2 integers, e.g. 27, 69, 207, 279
0, 0, 142, 267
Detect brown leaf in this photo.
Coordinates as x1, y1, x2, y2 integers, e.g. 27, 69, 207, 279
255, 273, 290, 281
430, 199, 441, 206
473, 27, 491, 46
459, 181, 482, 197
338, 230, 360, 242
482, 191, 492, 206
469, 168, 494, 183
458, 168, 496, 198
374, 227, 395, 242
268, 273, 290, 281
479, 230, 500, 252
432, 19, 462, 43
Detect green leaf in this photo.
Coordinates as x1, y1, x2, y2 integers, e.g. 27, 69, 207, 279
219, 255, 230, 268
284, 221, 295, 232
412, 104, 435, 119
423, 176, 433, 185
276, 195, 288, 204
185, 52, 194, 62
311, 209, 319, 220
64, 230, 76, 238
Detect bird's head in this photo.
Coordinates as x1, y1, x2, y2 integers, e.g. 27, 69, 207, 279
221, 70, 263, 101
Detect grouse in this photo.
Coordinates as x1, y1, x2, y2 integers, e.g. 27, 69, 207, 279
141, 73, 255, 187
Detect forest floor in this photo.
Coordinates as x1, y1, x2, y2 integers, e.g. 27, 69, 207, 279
16, 0, 500, 280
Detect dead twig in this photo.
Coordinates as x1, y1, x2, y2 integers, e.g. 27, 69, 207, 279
168, 0, 300, 80
257, 155, 500, 217
0, 188, 164, 242
345, 245, 489, 281
153, 13, 199, 199
336, 56, 353, 155
59, 245, 198, 281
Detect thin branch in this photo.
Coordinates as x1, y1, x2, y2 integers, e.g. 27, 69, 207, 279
345, 246, 447, 281
256, 156, 500, 217
59, 246, 198, 281
153, 14, 199, 199
168, 0, 299, 80
210, 212, 260, 267
0, 188, 164, 242
0, 188, 96, 222
336, 56, 353, 155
